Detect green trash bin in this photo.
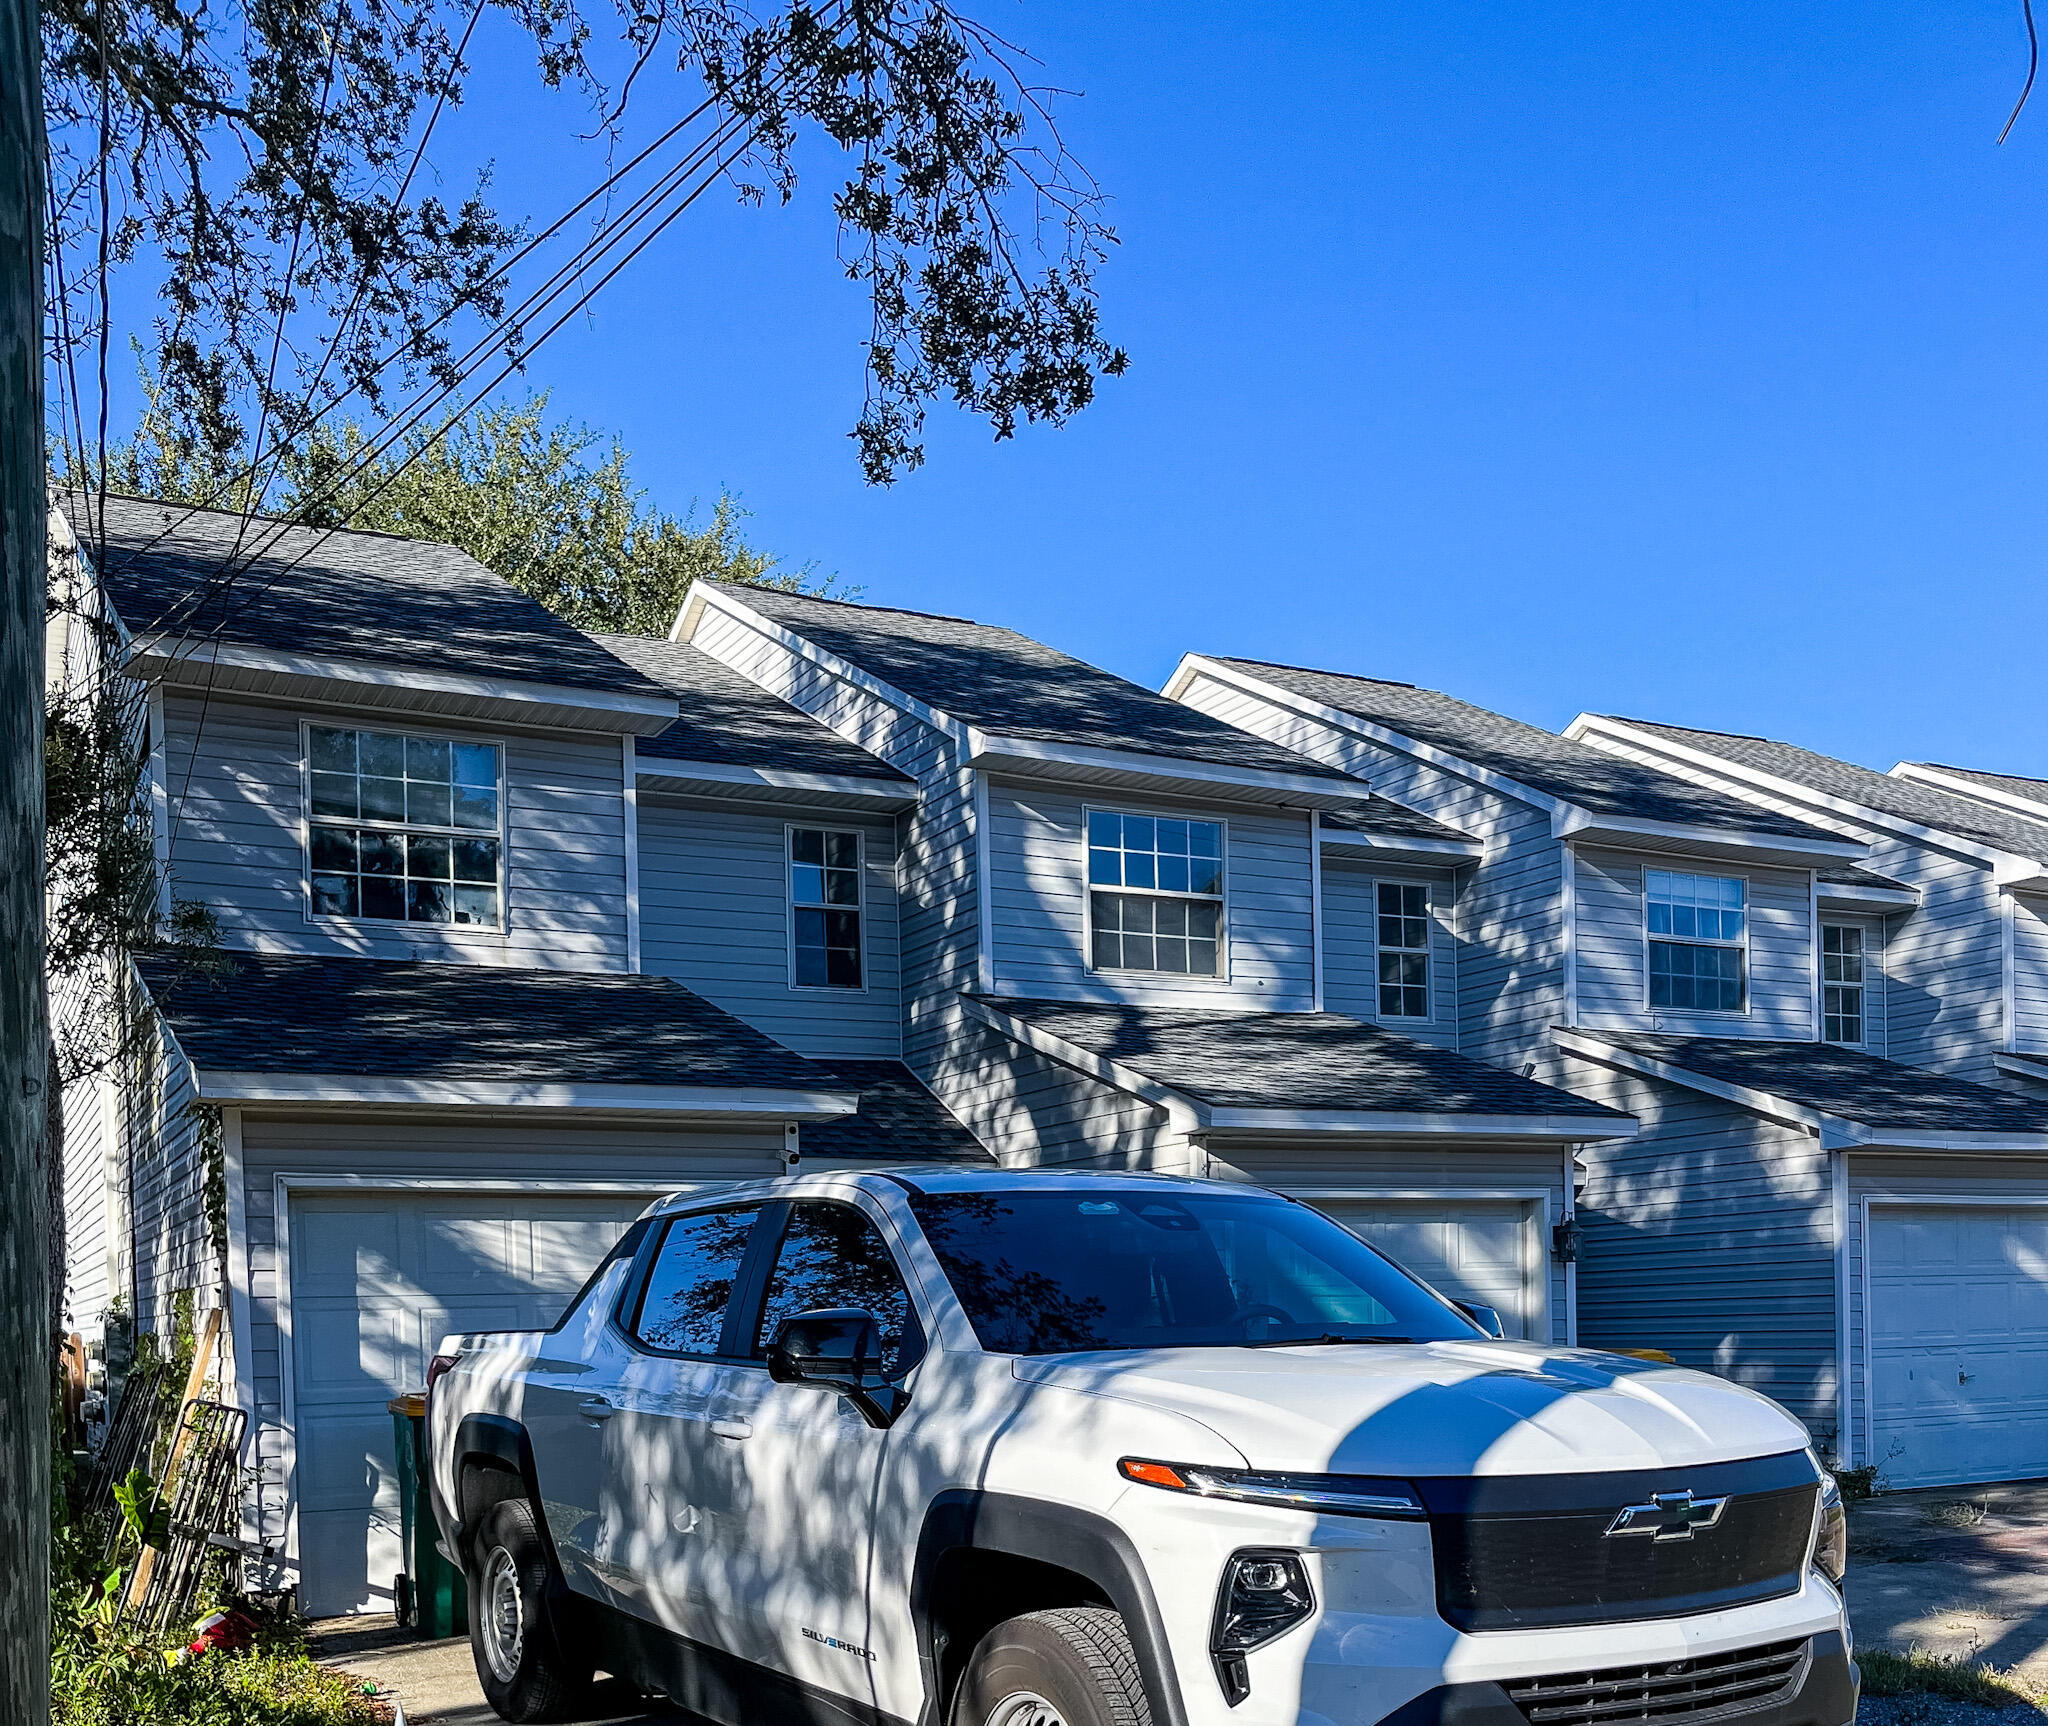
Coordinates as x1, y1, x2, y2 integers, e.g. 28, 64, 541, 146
389, 1392, 468, 1638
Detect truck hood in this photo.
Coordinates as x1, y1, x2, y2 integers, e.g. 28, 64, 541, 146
1014, 1341, 1809, 1476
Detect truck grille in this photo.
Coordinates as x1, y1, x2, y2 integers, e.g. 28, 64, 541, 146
1503, 1638, 1810, 1726
1417, 1451, 1819, 1631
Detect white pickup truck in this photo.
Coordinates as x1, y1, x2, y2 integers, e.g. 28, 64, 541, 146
425, 1168, 1855, 1726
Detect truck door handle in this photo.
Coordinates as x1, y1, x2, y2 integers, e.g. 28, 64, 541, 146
576, 1396, 617, 1422
711, 1417, 752, 1441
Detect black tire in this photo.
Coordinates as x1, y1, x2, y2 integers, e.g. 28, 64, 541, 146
953, 1607, 1153, 1726
466, 1497, 593, 1723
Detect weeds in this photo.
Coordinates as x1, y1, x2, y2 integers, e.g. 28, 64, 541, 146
1859, 1649, 2044, 1709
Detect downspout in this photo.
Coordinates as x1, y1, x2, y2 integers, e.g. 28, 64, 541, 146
1309, 810, 1324, 1013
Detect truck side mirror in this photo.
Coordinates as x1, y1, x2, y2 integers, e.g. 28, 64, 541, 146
1453, 1300, 1505, 1338
768, 1308, 900, 1427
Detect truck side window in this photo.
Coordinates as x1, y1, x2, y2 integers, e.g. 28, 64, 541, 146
631, 1205, 764, 1356
753, 1201, 919, 1373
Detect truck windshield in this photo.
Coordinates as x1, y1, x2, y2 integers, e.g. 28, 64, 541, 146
908, 1188, 1483, 1354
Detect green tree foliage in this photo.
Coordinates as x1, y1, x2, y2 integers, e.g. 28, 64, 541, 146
99, 390, 837, 637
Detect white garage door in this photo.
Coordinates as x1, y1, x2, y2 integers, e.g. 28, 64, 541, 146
288, 1190, 651, 1616
1314, 1198, 1544, 1339
1869, 1205, 2048, 1490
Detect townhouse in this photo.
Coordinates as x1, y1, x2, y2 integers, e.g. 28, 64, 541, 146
1165, 657, 2048, 1487
54, 495, 1628, 1618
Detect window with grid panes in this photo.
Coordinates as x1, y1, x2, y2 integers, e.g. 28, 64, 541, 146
1822, 925, 1864, 1046
1376, 882, 1430, 1018
306, 726, 502, 926
1087, 811, 1224, 977
1647, 869, 1746, 1012
790, 828, 862, 987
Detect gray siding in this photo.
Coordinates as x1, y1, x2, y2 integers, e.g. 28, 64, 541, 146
2012, 893, 2048, 1057
986, 780, 1315, 1010
234, 1111, 785, 1567
1573, 849, 1813, 1039
638, 795, 902, 1057
57, 1065, 113, 1340
1321, 860, 1460, 1047
158, 694, 632, 969
1566, 1061, 1837, 1437
1174, 672, 1564, 1067
127, 1007, 215, 1343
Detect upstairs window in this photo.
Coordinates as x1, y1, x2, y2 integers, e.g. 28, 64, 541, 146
1822, 925, 1865, 1046
1088, 811, 1225, 977
1647, 869, 1746, 1013
790, 827, 863, 988
1376, 882, 1430, 1018
306, 725, 502, 927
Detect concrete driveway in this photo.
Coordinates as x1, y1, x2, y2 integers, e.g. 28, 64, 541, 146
1846, 1478, 2048, 1680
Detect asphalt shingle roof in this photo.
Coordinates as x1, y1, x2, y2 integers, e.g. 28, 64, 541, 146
1816, 864, 1914, 892
1901, 763, 2048, 814
1570, 1031, 2048, 1136
974, 997, 1629, 1121
1210, 658, 1844, 843
1613, 720, 2048, 867
135, 950, 833, 1091
69, 493, 666, 700
591, 633, 910, 782
795, 1059, 991, 1161
714, 585, 1353, 780
1319, 797, 1475, 845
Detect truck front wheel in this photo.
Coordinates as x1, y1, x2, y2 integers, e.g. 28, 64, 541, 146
467, 1497, 593, 1722
954, 1608, 1153, 1726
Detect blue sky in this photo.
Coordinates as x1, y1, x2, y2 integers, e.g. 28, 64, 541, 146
439, 1, 2048, 774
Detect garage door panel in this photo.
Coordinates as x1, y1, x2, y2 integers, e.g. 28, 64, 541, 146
288, 1191, 650, 1616
1870, 1205, 2048, 1490
1313, 1199, 1541, 1340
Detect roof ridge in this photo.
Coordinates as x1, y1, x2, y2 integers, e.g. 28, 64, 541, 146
1604, 713, 1772, 745
1210, 652, 1417, 691
1909, 759, 2048, 787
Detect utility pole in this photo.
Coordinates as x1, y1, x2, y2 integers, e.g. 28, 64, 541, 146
0, 0, 49, 1701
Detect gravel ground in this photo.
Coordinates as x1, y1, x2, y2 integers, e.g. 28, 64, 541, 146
1860, 1694, 2048, 1726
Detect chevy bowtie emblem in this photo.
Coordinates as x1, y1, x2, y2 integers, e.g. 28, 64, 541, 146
1605, 1489, 1728, 1542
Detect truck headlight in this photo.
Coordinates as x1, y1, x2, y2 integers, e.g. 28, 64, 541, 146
1211, 1550, 1313, 1707
1810, 1471, 1846, 1584
1119, 1458, 1425, 1519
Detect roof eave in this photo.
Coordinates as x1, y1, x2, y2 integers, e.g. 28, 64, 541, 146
967, 730, 1367, 808
191, 1068, 860, 1118
1318, 830, 1484, 863
1200, 1107, 1634, 1140
127, 636, 682, 735
1893, 763, 2048, 824
1816, 883, 1921, 914
1551, 807, 1867, 868
635, 758, 917, 810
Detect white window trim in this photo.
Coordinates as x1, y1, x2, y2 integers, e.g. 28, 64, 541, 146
298, 717, 511, 936
1372, 877, 1433, 1022
1642, 865, 1753, 1019
1082, 803, 1232, 985
785, 822, 869, 993
1820, 921, 1869, 1049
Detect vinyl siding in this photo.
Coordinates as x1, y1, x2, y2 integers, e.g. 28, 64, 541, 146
124, 1007, 216, 1344
235, 1113, 785, 1571
1174, 671, 1564, 1067
57, 1062, 114, 1339
1320, 860, 1460, 1047
637, 795, 902, 1057
1843, 1153, 2048, 1473
985, 781, 1315, 1010
157, 694, 632, 969
1565, 1060, 1837, 1436
2011, 893, 2048, 1058
1573, 849, 1813, 1039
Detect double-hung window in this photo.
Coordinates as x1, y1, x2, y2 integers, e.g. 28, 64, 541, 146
1088, 811, 1225, 977
1822, 925, 1865, 1046
790, 827, 863, 988
1646, 869, 1746, 1012
1376, 883, 1430, 1018
306, 725, 502, 926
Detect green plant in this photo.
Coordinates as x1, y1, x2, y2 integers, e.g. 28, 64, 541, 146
1857, 1649, 2042, 1707
1831, 1462, 1881, 1501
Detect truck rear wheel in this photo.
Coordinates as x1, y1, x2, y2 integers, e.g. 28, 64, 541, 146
954, 1607, 1153, 1726
467, 1497, 593, 1722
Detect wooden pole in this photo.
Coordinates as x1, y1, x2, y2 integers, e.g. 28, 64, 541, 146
0, 0, 48, 1702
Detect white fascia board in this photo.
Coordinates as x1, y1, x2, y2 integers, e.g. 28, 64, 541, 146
1203, 1107, 1635, 1140
957, 996, 1207, 1134
128, 635, 681, 728
966, 729, 1365, 805
1552, 1028, 1830, 1134
192, 1069, 861, 1117
1817, 883, 1920, 914
1568, 715, 2033, 878
1318, 830, 1484, 861
1996, 1052, 2048, 1085
1893, 763, 2048, 823
635, 757, 916, 805
1166, 656, 1567, 816
686, 584, 972, 747
1549, 806, 1868, 866
1843, 1126, 2048, 1154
